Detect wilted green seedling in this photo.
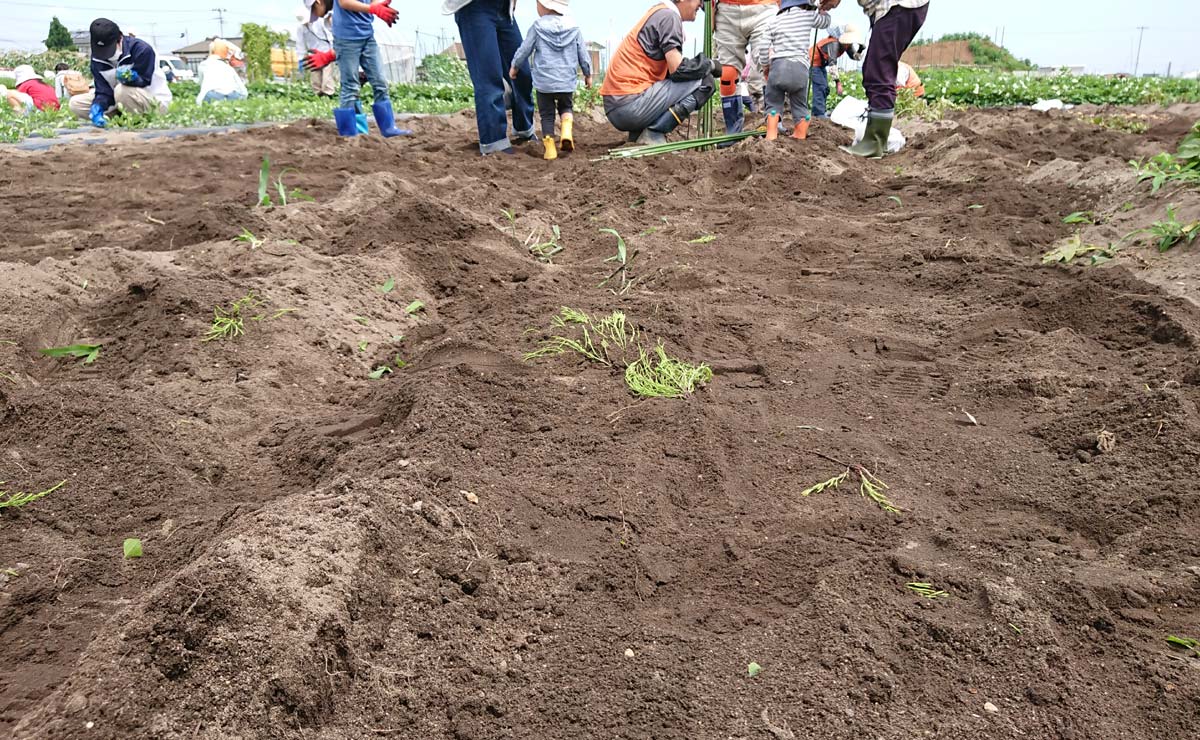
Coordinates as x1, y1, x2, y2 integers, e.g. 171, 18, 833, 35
1147, 204, 1200, 252
799, 459, 900, 514
1166, 635, 1200, 657
0, 480, 66, 509
624, 343, 712, 398
598, 228, 638, 293
907, 582, 949, 599
123, 538, 143, 559
203, 293, 264, 342
1062, 210, 1097, 225
40, 344, 101, 365
405, 300, 425, 315
529, 225, 564, 263
1041, 234, 1117, 266
257, 156, 314, 207
235, 228, 264, 249
687, 233, 717, 244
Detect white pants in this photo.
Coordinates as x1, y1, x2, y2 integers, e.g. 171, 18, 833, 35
69, 85, 164, 119
715, 4, 776, 76
309, 65, 340, 96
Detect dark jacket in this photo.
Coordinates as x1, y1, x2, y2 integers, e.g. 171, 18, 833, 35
91, 35, 157, 111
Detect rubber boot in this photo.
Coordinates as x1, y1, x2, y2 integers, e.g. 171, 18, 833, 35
792, 118, 810, 140
543, 135, 558, 161
333, 107, 358, 137
637, 104, 685, 146
560, 113, 574, 152
840, 110, 892, 158
765, 111, 780, 141
353, 101, 369, 135
372, 100, 413, 137
721, 95, 744, 135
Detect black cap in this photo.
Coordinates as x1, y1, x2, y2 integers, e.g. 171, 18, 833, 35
90, 18, 121, 60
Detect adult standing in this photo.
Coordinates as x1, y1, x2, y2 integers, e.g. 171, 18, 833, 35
820, 0, 929, 158
69, 18, 172, 127
809, 24, 864, 118
444, 0, 536, 156
713, 0, 778, 136
600, 0, 717, 146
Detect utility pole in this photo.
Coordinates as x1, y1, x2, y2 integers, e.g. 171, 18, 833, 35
1133, 26, 1147, 76
213, 8, 228, 38
148, 22, 159, 50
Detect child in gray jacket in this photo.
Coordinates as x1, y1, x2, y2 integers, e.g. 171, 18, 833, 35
509, 0, 592, 160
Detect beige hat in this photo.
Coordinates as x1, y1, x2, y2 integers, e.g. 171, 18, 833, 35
13, 64, 38, 86
539, 0, 570, 13
839, 24, 864, 47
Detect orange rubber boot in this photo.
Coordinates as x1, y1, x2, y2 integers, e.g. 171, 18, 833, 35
792, 118, 810, 140
766, 112, 780, 141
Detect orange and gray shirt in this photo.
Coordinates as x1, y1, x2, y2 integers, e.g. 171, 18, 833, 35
600, 3, 683, 100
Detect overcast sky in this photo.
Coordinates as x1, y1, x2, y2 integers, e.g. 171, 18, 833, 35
6, 0, 1199, 76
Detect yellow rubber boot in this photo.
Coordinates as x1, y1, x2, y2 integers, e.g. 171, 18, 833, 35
543, 135, 558, 161
560, 114, 574, 152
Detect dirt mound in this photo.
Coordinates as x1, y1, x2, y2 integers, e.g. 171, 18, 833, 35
2, 108, 1199, 739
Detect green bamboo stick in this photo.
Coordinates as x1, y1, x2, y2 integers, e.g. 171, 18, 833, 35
698, 3, 715, 140
595, 130, 764, 161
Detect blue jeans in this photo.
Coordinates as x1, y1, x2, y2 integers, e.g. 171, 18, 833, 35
201, 90, 247, 104
455, 0, 534, 154
810, 66, 830, 118
333, 35, 389, 109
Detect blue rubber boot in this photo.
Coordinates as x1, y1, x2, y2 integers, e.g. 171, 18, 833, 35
353, 101, 369, 135
721, 95, 744, 135
372, 100, 413, 137
333, 107, 358, 137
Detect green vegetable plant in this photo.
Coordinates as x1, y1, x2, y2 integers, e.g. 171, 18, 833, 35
528, 225, 564, 262
598, 228, 639, 294
624, 344, 713, 399
799, 453, 901, 513
1089, 114, 1148, 134
257, 156, 313, 207
0, 480, 66, 510
405, 300, 425, 315
1131, 123, 1200, 194
1147, 205, 1200, 252
40, 343, 101, 365
1062, 211, 1096, 225
378, 277, 395, 293
1166, 635, 1200, 657
235, 228, 264, 249
202, 292, 273, 342
500, 208, 517, 237
1041, 234, 1118, 266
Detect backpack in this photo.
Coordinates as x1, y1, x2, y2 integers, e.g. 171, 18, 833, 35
62, 71, 90, 96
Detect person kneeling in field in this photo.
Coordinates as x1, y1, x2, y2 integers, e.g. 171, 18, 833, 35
0, 85, 35, 116
601, 0, 718, 146
14, 65, 60, 111
70, 18, 172, 127
196, 39, 248, 105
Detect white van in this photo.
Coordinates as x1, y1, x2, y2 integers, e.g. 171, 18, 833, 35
158, 55, 195, 82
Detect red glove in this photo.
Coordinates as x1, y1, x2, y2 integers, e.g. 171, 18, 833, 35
303, 49, 336, 70
369, 0, 398, 26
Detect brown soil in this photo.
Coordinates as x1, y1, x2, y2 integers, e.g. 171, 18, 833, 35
903, 40, 975, 68
2, 107, 1199, 740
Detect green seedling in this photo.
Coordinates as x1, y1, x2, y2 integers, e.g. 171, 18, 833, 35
624, 343, 713, 398
405, 300, 425, 315
1147, 205, 1200, 252
598, 228, 639, 293
368, 365, 392, 379
687, 233, 717, 244
1009, 623, 1023, 634
747, 662, 763, 678
1166, 635, 1200, 657
203, 292, 264, 342
358, 340, 369, 353
235, 228, 264, 249
630, 196, 646, 209
907, 582, 949, 599
799, 457, 900, 514
1062, 210, 1096, 225
354, 316, 370, 326
887, 195, 903, 206
0, 480, 66, 510
40, 343, 101, 365
393, 355, 408, 369
257, 156, 313, 207
529, 225, 564, 262
378, 277, 395, 293
123, 538, 143, 559
500, 208, 517, 237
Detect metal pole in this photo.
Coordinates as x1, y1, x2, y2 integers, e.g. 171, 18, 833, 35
1133, 26, 1147, 76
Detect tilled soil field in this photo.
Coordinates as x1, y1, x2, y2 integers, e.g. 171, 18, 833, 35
1, 106, 1199, 739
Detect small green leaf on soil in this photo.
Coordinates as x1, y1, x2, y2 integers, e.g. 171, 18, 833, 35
378, 277, 395, 293
748, 662, 762, 678
888, 195, 903, 206
368, 366, 392, 379
123, 538, 143, 559
687, 234, 717, 244
354, 316, 369, 326
405, 301, 425, 314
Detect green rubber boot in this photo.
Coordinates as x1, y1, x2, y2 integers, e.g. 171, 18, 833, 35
841, 110, 892, 159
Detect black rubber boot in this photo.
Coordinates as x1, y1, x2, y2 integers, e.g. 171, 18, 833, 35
840, 110, 892, 158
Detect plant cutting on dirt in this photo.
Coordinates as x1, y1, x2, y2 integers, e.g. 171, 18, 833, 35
598, 228, 639, 293
1041, 234, 1118, 266
40, 343, 101, 365
687, 233, 717, 244
595, 130, 765, 161
500, 208, 517, 237
377, 277, 395, 293
256, 156, 313, 207
528, 225, 564, 263
1131, 122, 1200, 193
405, 300, 425, 315
1166, 635, 1200, 657
235, 228, 264, 249
0, 480, 66, 510
123, 538, 143, 559
800, 452, 901, 513
1146, 205, 1200, 252
203, 292, 266, 342
525, 307, 710, 399
907, 582, 949, 599
1062, 211, 1097, 225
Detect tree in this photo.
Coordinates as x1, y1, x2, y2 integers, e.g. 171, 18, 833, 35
44, 17, 74, 51
240, 23, 290, 83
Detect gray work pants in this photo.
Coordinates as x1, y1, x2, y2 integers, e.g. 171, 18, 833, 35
604, 77, 704, 133
764, 58, 811, 122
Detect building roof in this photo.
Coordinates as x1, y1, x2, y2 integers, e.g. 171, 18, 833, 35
441, 42, 466, 60
173, 37, 244, 56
